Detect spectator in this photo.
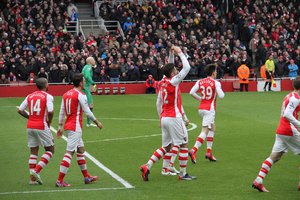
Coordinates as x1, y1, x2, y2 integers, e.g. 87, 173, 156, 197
145, 75, 156, 94
37, 67, 49, 80
0, 74, 9, 84
26, 73, 36, 85
288, 59, 298, 78
275, 55, 287, 78
68, 62, 80, 84
128, 62, 140, 81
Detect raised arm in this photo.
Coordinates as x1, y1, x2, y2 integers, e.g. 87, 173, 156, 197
168, 51, 174, 64
170, 48, 191, 86
189, 80, 202, 101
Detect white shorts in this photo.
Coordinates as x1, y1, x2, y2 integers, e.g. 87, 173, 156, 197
272, 134, 300, 155
66, 130, 84, 152
199, 110, 215, 129
161, 117, 188, 147
27, 128, 54, 148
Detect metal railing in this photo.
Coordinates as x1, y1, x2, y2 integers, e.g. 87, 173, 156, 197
79, 19, 125, 40
65, 20, 79, 35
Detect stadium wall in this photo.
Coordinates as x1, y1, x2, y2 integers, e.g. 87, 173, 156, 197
0, 80, 294, 98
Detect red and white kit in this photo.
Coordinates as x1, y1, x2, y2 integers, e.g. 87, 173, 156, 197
59, 88, 96, 151
190, 77, 224, 128
157, 52, 190, 147
273, 92, 300, 154
19, 91, 54, 147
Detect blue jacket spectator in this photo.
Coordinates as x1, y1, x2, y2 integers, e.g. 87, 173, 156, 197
288, 60, 298, 78
123, 17, 133, 32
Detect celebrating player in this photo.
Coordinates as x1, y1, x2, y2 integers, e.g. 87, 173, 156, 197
252, 77, 300, 192
188, 64, 225, 163
55, 73, 103, 187
82, 56, 97, 127
18, 78, 54, 185
140, 46, 196, 181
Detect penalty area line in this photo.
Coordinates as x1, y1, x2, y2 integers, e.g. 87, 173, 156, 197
0, 187, 129, 195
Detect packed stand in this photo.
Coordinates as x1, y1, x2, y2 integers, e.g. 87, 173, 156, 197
0, 0, 300, 84
0, 0, 79, 84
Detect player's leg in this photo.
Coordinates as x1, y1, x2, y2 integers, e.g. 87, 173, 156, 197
162, 145, 179, 175
141, 118, 171, 181
27, 129, 41, 185
86, 91, 96, 127
253, 135, 286, 192
206, 124, 217, 161
168, 145, 180, 174
29, 146, 39, 185
77, 144, 98, 184
56, 130, 80, 187
32, 129, 54, 178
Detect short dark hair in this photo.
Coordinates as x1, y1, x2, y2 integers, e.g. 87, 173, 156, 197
205, 64, 217, 76
293, 76, 300, 90
162, 63, 175, 78
73, 73, 83, 87
35, 78, 47, 90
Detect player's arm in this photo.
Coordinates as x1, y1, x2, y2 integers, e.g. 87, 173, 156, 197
46, 95, 54, 126
170, 46, 191, 86
283, 97, 300, 128
18, 97, 29, 119
156, 90, 163, 117
57, 99, 65, 138
215, 81, 225, 99
189, 80, 202, 101
168, 51, 174, 64
79, 94, 103, 129
181, 106, 189, 126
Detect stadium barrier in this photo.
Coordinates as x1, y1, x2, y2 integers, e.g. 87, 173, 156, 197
0, 79, 294, 98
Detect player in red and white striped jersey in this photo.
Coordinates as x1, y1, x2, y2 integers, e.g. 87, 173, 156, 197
253, 77, 300, 192
189, 64, 225, 163
55, 73, 103, 187
18, 78, 54, 185
140, 46, 196, 181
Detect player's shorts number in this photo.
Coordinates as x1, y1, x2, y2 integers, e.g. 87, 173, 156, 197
200, 86, 213, 100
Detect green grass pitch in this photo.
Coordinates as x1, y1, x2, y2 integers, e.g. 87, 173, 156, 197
0, 92, 299, 200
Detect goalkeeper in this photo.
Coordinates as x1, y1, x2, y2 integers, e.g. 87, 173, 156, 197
82, 56, 97, 127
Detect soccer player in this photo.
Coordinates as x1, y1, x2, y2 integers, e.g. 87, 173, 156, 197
252, 77, 300, 192
82, 56, 97, 127
55, 73, 103, 187
161, 50, 189, 176
18, 78, 54, 185
188, 64, 225, 163
140, 46, 196, 181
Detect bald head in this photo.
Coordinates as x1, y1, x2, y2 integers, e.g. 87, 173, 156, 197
36, 78, 48, 90
86, 57, 96, 66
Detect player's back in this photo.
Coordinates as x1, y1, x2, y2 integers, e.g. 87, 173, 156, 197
27, 91, 51, 130
198, 77, 217, 111
160, 77, 183, 118
276, 92, 300, 136
62, 88, 83, 131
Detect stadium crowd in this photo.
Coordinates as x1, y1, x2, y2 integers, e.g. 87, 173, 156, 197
0, 0, 299, 84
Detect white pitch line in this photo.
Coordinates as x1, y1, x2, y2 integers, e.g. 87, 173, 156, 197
16, 106, 134, 190
85, 123, 198, 144
49, 127, 134, 189
0, 187, 128, 195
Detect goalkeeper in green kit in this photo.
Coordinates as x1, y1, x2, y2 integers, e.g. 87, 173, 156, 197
82, 57, 98, 127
